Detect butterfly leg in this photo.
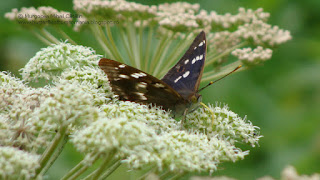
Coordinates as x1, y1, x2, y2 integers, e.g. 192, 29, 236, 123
200, 102, 215, 126
180, 108, 189, 129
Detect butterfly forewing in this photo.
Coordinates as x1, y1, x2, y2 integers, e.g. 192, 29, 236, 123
99, 58, 187, 111
161, 31, 206, 99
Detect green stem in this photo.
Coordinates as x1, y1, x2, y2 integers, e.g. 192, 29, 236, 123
168, 172, 186, 180
138, 21, 144, 71
54, 26, 77, 45
83, 151, 115, 180
147, 34, 166, 73
202, 60, 246, 82
149, 33, 172, 75
35, 126, 67, 178
39, 28, 60, 44
153, 33, 175, 77
127, 21, 140, 68
137, 166, 156, 180
30, 29, 52, 45
142, 27, 153, 72
119, 26, 135, 66
98, 159, 121, 180
105, 24, 124, 62
159, 170, 171, 180
61, 154, 99, 180
90, 25, 114, 59
39, 135, 68, 177
96, 24, 120, 60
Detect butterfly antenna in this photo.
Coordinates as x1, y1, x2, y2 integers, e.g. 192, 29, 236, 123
198, 65, 242, 93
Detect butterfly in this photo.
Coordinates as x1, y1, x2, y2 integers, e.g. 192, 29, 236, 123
99, 31, 207, 119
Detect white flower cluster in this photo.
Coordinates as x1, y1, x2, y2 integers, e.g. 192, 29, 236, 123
0, 72, 29, 113
206, 8, 270, 29
71, 101, 260, 174
1, 72, 50, 151
31, 81, 101, 131
236, 20, 292, 46
208, 31, 242, 55
1, 41, 262, 178
21, 42, 101, 81
101, 101, 179, 132
59, 67, 115, 105
71, 0, 291, 54
232, 46, 273, 65
0, 146, 40, 180
5, 6, 72, 28
124, 131, 248, 174
73, 0, 157, 20
157, 2, 200, 32
71, 117, 156, 156
259, 166, 320, 180
186, 104, 261, 147
0, 74, 103, 152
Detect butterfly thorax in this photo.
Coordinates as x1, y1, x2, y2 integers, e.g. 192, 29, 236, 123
173, 93, 202, 117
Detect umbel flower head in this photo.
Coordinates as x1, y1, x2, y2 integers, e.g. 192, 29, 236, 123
2, 0, 293, 178
71, 100, 260, 174
20, 42, 102, 81
0, 146, 40, 179
2, 41, 262, 176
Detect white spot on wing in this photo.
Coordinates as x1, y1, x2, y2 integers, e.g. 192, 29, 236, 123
192, 58, 196, 64
154, 83, 165, 88
196, 56, 200, 60
137, 82, 147, 89
119, 74, 129, 79
135, 92, 147, 100
119, 64, 126, 68
194, 46, 197, 50
131, 74, 139, 78
199, 41, 204, 46
199, 54, 203, 60
184, 59, 189, 64
183, 71, 190, 78
131, 72, 147, 79
174, 76, 182, 83
138, 72, 147, 77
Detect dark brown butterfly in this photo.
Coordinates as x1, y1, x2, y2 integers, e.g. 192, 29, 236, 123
99, 31, 206, 118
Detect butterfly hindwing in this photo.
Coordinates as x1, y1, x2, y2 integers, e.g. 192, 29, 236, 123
161, 31, 206, 99
98, 58, 187, 111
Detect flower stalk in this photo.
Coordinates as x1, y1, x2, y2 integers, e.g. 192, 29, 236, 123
35, 126, 67, 178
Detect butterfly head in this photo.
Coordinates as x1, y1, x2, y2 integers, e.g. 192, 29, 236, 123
188, 93, 202, 112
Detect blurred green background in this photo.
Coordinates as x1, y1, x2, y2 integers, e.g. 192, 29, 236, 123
1, 0, 319, 179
